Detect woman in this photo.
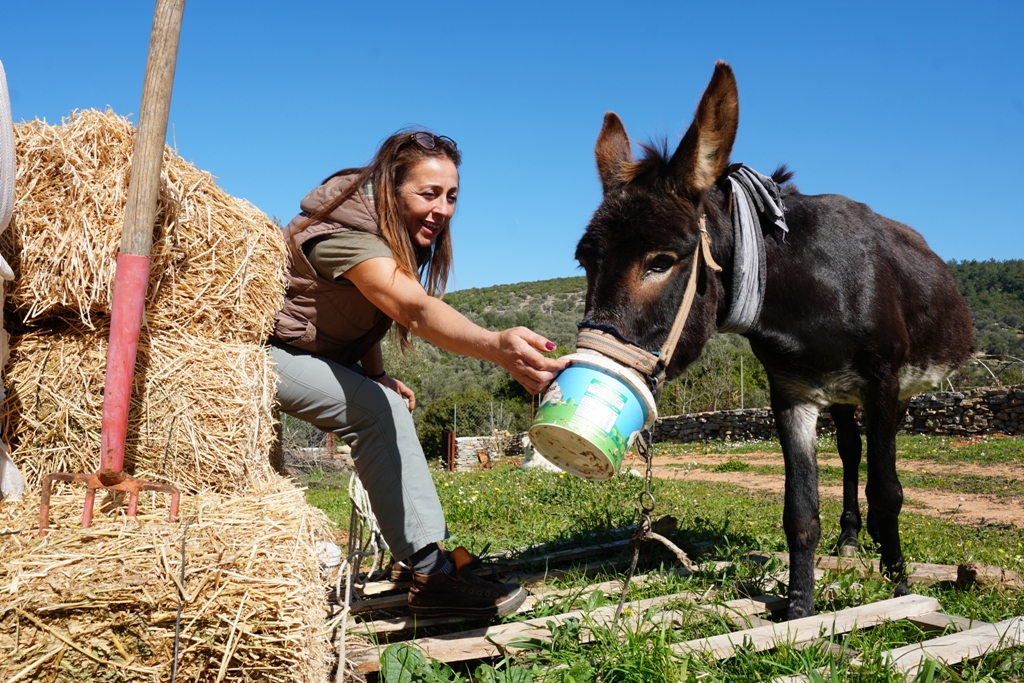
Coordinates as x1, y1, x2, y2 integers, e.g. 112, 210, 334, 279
270, 130, 565, 618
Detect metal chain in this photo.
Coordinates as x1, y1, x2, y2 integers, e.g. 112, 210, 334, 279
614, 433, 655, 620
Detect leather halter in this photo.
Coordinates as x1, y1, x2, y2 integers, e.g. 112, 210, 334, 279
577, 214, 722, 391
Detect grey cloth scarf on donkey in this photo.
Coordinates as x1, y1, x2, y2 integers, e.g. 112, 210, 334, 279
718, 165, 788, 334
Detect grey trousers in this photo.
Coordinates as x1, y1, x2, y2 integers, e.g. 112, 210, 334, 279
269, 341, 447, 561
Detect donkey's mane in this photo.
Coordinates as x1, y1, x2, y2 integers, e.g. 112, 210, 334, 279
624, 137, 673, 184
626, 136, 796, 190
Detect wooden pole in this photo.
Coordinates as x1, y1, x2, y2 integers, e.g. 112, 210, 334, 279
121, 0, 186, 257
740, 354, 744, 410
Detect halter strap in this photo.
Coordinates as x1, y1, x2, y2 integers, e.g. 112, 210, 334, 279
575, 327, 660, 377
652, 214, 721, 384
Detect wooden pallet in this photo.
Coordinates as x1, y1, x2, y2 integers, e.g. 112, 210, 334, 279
337, 548, 1024, 678
773, 613, 1024, 682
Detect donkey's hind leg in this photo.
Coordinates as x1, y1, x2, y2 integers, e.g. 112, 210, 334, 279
864, 384, 912, 597
832, 404, 863, 556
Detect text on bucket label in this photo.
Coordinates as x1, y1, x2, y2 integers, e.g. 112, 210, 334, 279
569, 379, 628, 433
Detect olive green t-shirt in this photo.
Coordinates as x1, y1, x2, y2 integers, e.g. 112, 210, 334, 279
304, 231, 394, 282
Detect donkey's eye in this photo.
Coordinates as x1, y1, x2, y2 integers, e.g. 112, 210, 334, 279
643, 254, 676, 276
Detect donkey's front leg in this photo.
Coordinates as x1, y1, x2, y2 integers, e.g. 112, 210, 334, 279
864, 384, 912, 597
773, 393, 822, 619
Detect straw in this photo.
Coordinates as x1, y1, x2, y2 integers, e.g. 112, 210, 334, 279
1, 322, 281, 494
0, 476, 334, 683
4, 109, 287, 344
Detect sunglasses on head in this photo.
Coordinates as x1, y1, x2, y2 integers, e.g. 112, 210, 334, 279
406, 132, 458, 152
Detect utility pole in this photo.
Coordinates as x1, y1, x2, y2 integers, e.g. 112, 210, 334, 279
740, 355, 744, 410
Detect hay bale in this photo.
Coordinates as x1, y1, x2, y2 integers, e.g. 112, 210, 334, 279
4, 109, 287, 343
1, 323, 280, 494
0, 476, 332, 683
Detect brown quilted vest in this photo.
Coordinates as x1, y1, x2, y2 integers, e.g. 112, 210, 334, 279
271, 173, 394, 367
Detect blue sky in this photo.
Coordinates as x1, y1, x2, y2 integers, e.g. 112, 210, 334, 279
2, 1, 1021, 291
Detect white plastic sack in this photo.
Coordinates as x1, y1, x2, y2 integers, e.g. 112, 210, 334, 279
0, 59, 17, 279
0, 59, 19, 501
0, 441, 24, 501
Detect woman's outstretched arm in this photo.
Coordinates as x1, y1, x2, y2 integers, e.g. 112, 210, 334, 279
345, 257, 566, 395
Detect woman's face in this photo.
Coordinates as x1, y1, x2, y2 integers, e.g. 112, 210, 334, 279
399, 157, 459, 249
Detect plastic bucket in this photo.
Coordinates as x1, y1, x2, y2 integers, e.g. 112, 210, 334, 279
528, 351, 657, 481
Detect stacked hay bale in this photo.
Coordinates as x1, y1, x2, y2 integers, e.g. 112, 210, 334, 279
0, 111, 334, 682
4, 324, 279, 493
0, 478, 333, 682
1, 109, 288, 492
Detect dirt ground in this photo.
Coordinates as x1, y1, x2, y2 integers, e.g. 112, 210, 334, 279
622, 447, 1023, 528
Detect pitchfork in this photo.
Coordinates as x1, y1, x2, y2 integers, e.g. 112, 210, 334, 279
39, 0, 186, 535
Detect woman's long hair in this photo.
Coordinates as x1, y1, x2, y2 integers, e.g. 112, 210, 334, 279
291, 130, 462, 349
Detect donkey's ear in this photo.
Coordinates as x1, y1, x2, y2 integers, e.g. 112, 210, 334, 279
595, 112, 633, 193
670, 61, 739, 194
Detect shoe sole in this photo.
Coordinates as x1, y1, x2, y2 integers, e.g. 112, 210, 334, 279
408, 584, 527, 619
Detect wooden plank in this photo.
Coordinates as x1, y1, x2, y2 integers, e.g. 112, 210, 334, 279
673, 594, 941, 660
350, 550, 629, 597
772, 611, 1000, 683
346, 559, 736, 632
350, 552, 622, 602
765, 552, 959, 585
509, 558, 627, 584
355, 580, 411, 597
347, 561, 733, 632
705, 595, 789, 629
344, 558, 629, 616
880, 616, 1024, 677
496, 538, 631, 570
481, 526, 637, 560
348, 589, 789, 670
644, 596, 788, 633
956, 563, 1024, 589
347, 590, 699, 673
348, 593, 409, 614
348, 576, 636, 636
906, 611, 984, 634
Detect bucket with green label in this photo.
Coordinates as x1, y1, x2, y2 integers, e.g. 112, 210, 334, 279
528, 351, 657, 481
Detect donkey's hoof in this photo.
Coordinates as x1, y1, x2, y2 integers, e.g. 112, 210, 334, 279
786, 604, 814, 620
838, 543, 860, 558
893, 580, 910, 598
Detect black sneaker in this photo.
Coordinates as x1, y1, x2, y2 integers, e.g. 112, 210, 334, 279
407, 547, 526, 618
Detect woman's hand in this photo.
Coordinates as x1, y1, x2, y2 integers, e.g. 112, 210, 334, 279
374, 374, 416, 410
492, 327, 567, 395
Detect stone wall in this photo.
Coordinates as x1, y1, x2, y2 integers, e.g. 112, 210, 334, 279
652, 385, 1024, 443
450, 432, 523, 471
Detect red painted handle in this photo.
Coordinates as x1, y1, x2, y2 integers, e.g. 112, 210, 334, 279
99, 253, 150, 480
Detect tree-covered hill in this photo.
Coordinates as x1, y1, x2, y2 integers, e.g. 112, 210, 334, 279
443, 276, 586, 350
947, 259, 1024, 357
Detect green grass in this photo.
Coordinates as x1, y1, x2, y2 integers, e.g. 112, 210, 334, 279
307, 435, 1024, 682
653, 433, 1024, 466
892, 434, 1024, 465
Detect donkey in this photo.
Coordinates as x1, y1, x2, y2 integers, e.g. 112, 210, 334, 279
575, 61, 974, 619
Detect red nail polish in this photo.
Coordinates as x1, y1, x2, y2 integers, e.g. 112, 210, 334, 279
545, 342, 556, 351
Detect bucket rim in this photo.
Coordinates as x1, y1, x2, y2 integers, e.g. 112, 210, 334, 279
558, 351, 657, 429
